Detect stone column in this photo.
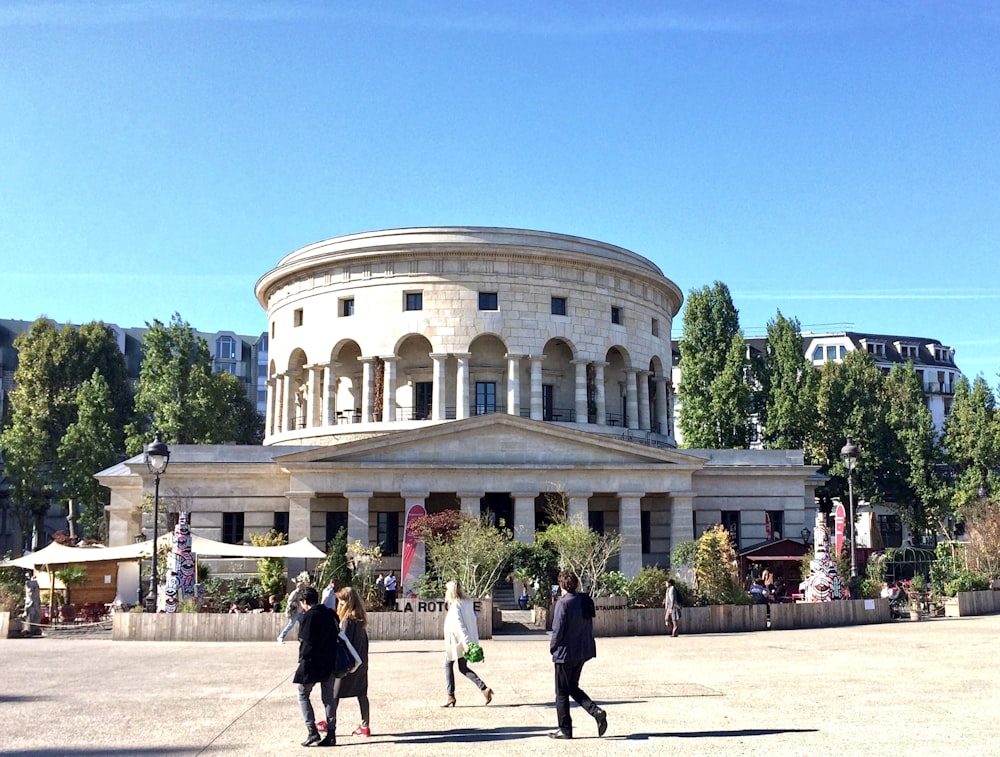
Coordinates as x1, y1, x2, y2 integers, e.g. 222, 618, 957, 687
625, 368, 639, 430
458, 492, 484, 518
637, 370, 651, 431
455, 353, 471, 420
653, 376, 670, 436
530, 356, 545, 421
512, 492, 538, 543
266, 376, 277, 436
618, 493, 644, 577
573, 359, 589, 424
593, 362, 607, 425
566, 492, 592, 526
506, 354, 523, 416
431, 353, 449, 421
282, 373, 296, 432
344, 491, 373, 547
308, 364, 324, 428
286, 491, 314, 577
323, 362, 339, 426
360, 357, 377, 423
670, 492, 695, 547
381, 356, 398, 423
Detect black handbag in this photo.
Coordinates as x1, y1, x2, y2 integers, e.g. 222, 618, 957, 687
333, 629, 362, 678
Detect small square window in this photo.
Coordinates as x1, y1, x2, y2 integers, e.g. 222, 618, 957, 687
294, 308, 303, 327
551, 297, 567, 316
611, 306, 622, 325
405, 292, 423, 311
651, 318, 659, 337
341, 298, 355, 317
479, 292, 498, 311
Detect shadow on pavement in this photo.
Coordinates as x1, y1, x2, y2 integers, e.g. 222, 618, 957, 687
625, 727, 817, 740
378, 725, 552, 744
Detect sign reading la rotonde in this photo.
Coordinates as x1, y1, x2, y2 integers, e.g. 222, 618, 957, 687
398, 599, 484, 614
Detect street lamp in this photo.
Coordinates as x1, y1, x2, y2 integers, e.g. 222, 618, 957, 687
144, 431, 170, 612
840, 436, 860, 579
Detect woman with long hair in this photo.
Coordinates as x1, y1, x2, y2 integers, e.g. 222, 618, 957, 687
441, 579, 493, 707
333, 586, 371, 737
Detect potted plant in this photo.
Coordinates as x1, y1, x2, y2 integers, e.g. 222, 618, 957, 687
908, 574, 926, 621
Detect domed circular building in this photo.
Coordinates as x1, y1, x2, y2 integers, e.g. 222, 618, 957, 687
255, 227, 684, 446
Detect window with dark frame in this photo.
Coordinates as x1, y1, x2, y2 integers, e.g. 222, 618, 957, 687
294, 308, 304, 327
588, 510, 605, 535
611, 306, 622, 325
478, 291, 498, 311
475, 382, 497, 415
721, 510, 741, 548
551, 296, 567, 316
405, 292, 423, 311
341, 298, 354, 317
222, 512, 244, 545
414, 381, 432, 419
325, 511, 348, 546
273, 511, 289, 539
377, 511, 400, 555
641, 510, 651, 554
216, 336, 236, 360
766, 510, 784, 540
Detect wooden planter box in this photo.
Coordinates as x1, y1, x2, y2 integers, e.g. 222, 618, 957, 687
944, 590, 1000, 617
112, 599, 493, 642
770, 598, 890, 630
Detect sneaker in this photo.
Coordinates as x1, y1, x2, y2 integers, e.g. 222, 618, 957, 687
276, 635, 284, 643
352, 726, 371, 737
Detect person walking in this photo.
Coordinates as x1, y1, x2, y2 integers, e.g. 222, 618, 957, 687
278, 580, 307, 643
333, 586, 371, 737
292, 586, 340, 747
664, 577, 682, 637
441, 579, 493, 707
321, 578, 338, 610
548, 569, 607, 740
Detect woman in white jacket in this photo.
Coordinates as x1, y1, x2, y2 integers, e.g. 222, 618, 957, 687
441, 580, 493, 707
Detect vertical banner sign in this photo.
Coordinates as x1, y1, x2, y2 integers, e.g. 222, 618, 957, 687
400, 502, 427, 598
764, 512, 773, 541
834, 503, 846, 558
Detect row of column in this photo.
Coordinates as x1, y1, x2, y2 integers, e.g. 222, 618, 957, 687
267, 354, 672, 436
282, 489, 697, 579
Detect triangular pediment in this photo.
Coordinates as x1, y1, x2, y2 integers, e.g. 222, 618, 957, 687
273, 414, 706, 469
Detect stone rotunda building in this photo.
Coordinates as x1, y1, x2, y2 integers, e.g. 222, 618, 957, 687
101, 228, 821, 585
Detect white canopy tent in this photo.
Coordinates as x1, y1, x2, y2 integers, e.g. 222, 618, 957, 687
1, 536, 326, 569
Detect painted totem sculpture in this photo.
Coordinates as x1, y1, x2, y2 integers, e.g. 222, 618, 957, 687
802, 511, 848, 602
164, 512, 196, 612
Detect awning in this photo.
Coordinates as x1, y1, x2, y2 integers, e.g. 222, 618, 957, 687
0, 536, 326, 569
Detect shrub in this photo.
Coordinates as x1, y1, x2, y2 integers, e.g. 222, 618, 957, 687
943, 571, 992, 596
695, 525, 747, 605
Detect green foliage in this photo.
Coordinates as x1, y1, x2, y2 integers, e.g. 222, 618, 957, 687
694, 525, 747, 605
670, 539, 700, 569
1, 318, 130, 547
250, 530, 287, 598
761, 311, 818, 450
0, 559, 24, 612
507, 541, 559, 606
536, 520, 622, 596
422, 514, 519, 599
603, 565, 672, 607
677, 281, 751, 449
201, 577, 264, 612
125, 313, 262, 453
318, 527, 352, 588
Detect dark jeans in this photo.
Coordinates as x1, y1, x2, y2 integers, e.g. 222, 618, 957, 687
297, 677, 335, 729
554, 660, 601, 734
445, 657, 486, 695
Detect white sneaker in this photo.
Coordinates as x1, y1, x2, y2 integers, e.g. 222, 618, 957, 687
277, 635, 284, 643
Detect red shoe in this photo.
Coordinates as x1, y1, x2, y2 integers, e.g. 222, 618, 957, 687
316, 721, 327, 732
352, 725, 371, 737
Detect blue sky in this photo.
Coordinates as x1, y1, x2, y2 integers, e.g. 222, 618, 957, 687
2, 1, 998, 379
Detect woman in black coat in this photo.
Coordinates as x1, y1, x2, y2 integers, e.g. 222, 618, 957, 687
292, 586, 340, 747
333, 586, 371, 736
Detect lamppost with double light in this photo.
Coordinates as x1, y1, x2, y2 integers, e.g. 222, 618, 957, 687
840, 436, 860, 579
144, 431, 170, 612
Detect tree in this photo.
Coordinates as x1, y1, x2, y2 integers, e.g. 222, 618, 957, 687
1, 318, 131, 549
250, 530, 288, 599
421, 514, 519, 599
760, 311, 818, 450
677, 282, 751, 448
58, 370, 122, 540
943, 375, 1000, 516
536, 521, 623, 596
694, 524, 746, 604
317, 527, 352, 589
126, 313, 262, 452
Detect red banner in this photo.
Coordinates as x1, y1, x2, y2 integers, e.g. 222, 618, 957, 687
400, 503, 426, 597
834, 503, 846, 557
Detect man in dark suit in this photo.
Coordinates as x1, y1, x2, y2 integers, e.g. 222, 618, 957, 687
548, 569, 608, 739
292, 586, 340, 747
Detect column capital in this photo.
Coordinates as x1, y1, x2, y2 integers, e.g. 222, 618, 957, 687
429, 352, 450, 359
343, 490, 374, 499
358, 356, 379, 364
379, 355, 399, 363
505, 353, 526, 361
453, 352, 472, 360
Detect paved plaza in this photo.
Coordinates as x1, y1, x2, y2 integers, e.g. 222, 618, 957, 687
2, 615, 998, 757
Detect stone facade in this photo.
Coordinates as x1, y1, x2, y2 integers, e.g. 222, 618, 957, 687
100, 228, 823, 579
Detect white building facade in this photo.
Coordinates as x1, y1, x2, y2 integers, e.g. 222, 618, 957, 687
100, 228, 823, 577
